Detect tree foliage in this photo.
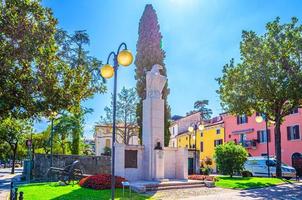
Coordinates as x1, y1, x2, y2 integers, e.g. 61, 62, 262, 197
187, 100, 213, 120
0, 117, 32, 173
214, 142, 248, 177
99, 87, 139, 144
0, 0, 105, 120
217, 17, 302, 177
135, 4, 171, 146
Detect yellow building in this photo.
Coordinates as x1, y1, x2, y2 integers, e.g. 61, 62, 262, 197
198, 119, 224, 170
176, 116, 224, 172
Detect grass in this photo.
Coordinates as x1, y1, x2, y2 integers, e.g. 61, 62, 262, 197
215, 176, 292, 189
18, 182, 153, 200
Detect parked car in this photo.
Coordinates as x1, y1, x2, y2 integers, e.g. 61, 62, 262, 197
244, 156, 296, 180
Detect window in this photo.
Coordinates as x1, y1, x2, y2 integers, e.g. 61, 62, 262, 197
105, 139, 111, 147
237, 115, 248, 124
214, 139, 223, 147
257, 130, 271, 143
290, 108, 299, 115
287, 125, 300, 140
216, 129, 221, 134
172, 142, 175, 147
261, 153, 268, 156
200, 142, 204, 152
239, 134, 247, 143
186, 145, 188, 148
200, 132, 203, 137
186, 137, 188, 141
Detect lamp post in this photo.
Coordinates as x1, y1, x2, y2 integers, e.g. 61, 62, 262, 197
188, 123, 205, 174
255, 113, 270, 177
49, 111, 58, 168
100, 43, 133, 200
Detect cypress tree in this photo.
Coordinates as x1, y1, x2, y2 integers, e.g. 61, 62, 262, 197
135, 4, 171, 146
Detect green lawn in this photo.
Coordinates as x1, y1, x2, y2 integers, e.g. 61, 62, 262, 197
18, 182, 153, 200
215, 176, 292, 189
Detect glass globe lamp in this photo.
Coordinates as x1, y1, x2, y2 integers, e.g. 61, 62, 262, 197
255, 115, 264, 123
100, 64, 114, 79
117, 50, 133, 66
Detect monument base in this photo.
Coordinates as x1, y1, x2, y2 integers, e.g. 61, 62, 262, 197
115, 144, 188, 181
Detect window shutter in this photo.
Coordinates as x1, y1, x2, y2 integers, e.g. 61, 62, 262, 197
237, 116, 239, 124
267, 130, 271, 142
295, 125, 300, 139
257, 131, 260, 142
287, 127, 291, 140
246, 115, 248, 123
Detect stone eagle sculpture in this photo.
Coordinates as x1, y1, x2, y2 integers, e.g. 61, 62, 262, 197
146, 64, 167, 99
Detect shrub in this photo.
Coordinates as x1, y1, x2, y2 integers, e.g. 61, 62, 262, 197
79, 174, 126, 190
241, 170, 252, 177
201, 166, 212, 175
214, 141, 248, 177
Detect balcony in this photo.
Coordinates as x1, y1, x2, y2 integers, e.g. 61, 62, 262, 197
240, 140, 257, 149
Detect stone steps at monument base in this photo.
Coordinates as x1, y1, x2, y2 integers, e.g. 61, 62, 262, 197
145, 183, 205, 191
145, 180, 204, 187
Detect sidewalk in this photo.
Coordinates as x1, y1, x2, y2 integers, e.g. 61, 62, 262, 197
0, 168, 22, 200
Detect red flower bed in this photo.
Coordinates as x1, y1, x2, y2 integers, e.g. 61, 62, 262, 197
188, 175, 216, 182
79, 174, 126, 190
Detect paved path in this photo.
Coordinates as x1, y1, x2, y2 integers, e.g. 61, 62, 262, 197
149, 182, 302, 200
0, 168, 22, 200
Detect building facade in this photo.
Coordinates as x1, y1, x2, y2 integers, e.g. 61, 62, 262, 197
198, 116, 224, 171
94, 124, 139, 156
176, 115, 225, 172
169, 112, 201, 148
224, 108, 302, 166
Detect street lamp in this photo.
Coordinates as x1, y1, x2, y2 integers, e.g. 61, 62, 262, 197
100, 43, 133, 200
49, 111, 58, 168
255, 113, 270, 177
188, 123, 204, 174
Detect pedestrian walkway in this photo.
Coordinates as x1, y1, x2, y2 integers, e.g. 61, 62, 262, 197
0, 168, 22, 200
148, 182, 302, 200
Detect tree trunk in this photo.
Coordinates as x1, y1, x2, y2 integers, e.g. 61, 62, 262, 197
11, 143, 17, 174
274, 118, 282, 178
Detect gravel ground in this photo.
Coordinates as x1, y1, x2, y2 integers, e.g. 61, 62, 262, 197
147, 182, 302, 200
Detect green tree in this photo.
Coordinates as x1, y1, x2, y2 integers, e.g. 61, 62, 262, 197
187, 100, 213, 120
135, 4, 171, 146
217, 17, 302, 178
0, 0, 66, 119
55, 29, 105, 154
1, 1, 105, 121
0, 117, 32, 174
99, 87, 139, 144
214, 142, 248, 177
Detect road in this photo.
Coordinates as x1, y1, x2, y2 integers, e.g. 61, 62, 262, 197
0, 168, 22, 200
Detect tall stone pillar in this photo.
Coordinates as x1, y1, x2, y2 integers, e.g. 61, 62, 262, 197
142, 64, 166, 180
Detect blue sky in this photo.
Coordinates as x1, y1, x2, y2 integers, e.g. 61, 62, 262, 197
38, 0, 302, 138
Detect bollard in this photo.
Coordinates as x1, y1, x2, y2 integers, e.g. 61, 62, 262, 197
10, 182, 13, 200
19, 192, 24, 200
14, 188, 18, 200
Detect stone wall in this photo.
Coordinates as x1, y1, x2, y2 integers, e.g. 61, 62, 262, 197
32, 154, 111, 180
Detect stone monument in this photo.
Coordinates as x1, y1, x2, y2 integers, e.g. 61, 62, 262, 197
115, 64, 188, 181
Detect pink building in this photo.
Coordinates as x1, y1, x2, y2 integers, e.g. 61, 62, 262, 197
224, 108, 302, 171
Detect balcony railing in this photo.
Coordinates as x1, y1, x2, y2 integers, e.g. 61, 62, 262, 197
240, 140, 257, 149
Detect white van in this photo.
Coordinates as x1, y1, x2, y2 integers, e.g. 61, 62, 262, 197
244, 157, 296, 179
